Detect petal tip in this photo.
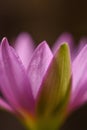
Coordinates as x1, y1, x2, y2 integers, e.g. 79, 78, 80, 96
61, 42, 68, 47
58, 42, 69, 52
40, 40, 48, 45
1, 37, 9, 47
39, 40, 50, 50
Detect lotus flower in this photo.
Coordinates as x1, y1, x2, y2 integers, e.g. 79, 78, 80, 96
0, 33, 87, 130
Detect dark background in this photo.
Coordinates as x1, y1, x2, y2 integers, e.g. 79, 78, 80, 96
0, 0, 87, 129
1, 104, 87, 130
0, 0, 87, 44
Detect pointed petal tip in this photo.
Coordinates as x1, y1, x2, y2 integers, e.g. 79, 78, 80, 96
1, 37, 9, 47
1, 37, 8, 42
56, 42, 69, 54
60, 42, 68, 46
36, 40, 50, 51
60, 42, 70, 50
39, 40, 48, 46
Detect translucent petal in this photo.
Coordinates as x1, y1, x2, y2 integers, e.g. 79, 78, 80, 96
28, 41, 53, 98
69, 45, 87, 111
0, 38, 35, 113
14, 33, 34, 69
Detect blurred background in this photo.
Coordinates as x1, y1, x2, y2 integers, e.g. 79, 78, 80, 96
0, 0, 87, 44
0, 0, 87, 129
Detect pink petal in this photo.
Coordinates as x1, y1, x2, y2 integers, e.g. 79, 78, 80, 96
0, 38, 35, 113
77, 38, 87, 54
52, 33, 74, 59
73, 38, 87, 58
14, 33, 34, 69
0, 98, 13, 112
69, 45, 87, 111
27, 41, 53, 98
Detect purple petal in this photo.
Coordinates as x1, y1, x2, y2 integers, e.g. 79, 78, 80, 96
27, 41, 53, 98
52, 33, 74, 59
69, 38, 87, 62
0, 38, 35, 113
0, 98, 13, 112
76, 38, 87, 55
14, 33, 34, 69
69, 45, 87, 111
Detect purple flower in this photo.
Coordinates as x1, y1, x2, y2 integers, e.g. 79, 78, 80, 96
0, 33, 87, 129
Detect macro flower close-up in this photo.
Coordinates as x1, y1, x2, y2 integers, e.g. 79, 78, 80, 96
0, 33, 87, 130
